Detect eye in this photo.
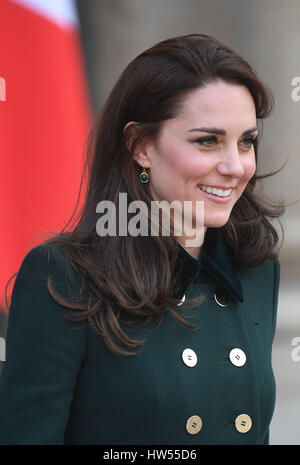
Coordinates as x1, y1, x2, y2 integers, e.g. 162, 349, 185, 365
194, 135, 258, 149
194, 136, 217, 146
240, 136, 257, 148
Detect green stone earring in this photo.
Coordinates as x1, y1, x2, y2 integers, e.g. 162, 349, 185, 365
140, 167, 149, 183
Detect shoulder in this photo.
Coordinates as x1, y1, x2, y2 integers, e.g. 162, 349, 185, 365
13, 242, 80, 300
8, 242, 85, 336
16, 242, 71, 278
4, 243, 87, 380
239, 257, 280, 292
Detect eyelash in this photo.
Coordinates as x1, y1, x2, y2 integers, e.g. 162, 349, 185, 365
194, 136, 257, 148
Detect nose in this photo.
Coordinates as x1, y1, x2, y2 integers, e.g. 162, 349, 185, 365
217, 146, 245, 178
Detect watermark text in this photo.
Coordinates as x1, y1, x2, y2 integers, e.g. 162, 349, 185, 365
291, 337, 300, 362
0, 337, 6, 362
96, 193, 205, 247
0, 77, 6, 101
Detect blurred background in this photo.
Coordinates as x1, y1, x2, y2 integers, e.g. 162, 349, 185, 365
0, 0, 299, 444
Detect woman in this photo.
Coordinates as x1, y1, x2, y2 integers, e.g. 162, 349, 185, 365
0, 33, 285, 445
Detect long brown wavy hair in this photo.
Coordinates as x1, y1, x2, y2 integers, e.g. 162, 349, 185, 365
6, 33, 286, 357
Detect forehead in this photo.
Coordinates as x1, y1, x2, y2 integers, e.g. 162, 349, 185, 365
170, 80, 257, 128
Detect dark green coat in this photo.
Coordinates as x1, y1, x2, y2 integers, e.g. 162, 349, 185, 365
0, 227, 280, 445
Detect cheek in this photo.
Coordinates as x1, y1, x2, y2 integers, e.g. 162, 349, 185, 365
242, 156, 256, 182
154, 142, 196, 178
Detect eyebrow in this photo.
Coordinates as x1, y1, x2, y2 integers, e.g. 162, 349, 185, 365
188, 126, 258, 136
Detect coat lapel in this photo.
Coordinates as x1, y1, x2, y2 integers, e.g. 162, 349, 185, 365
175, 227, 244, 303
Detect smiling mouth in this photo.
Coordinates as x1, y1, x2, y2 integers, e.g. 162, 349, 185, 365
197, 185, 233, 198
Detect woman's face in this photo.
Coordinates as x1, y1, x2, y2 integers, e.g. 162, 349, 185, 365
137, 79, 257, 231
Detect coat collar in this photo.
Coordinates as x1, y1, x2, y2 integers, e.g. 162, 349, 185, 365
174, 227, 244, 303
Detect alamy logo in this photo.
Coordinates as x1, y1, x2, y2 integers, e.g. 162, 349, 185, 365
0, 337, 6, 362
0, 77, 6, 101
95, 193, 205, 247
291, 77, 300, 102
291, 337, 300, 362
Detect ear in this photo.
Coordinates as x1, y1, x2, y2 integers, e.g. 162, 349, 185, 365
123, 121, 153, 169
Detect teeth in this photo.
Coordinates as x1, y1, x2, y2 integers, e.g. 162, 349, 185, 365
198, 185, 232, 197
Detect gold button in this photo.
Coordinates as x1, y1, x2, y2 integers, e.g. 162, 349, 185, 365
186, 415, 202, 434
235, 414, 252, 433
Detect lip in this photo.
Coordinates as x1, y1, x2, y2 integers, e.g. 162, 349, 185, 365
198, 184, 237, 190
197, 185, 233, 203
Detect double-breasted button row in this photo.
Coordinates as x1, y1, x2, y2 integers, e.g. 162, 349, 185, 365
182, 346, 250, 435
186, 413, 252, 435
179, 288, 232, 308
181, 347, 246, 368
182, 288, 250, 436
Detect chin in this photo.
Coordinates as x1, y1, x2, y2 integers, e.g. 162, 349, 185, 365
203, 214, 231, 228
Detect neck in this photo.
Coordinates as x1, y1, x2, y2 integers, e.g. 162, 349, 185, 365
176, 226, 207, 260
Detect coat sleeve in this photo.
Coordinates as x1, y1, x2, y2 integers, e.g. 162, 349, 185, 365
271, 259, 280, 345
0, 245, 87, 445
263, 429, 269, 445
263, 258, 281, 445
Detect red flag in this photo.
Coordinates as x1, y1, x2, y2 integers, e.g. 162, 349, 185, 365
0, 0, 92, 312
